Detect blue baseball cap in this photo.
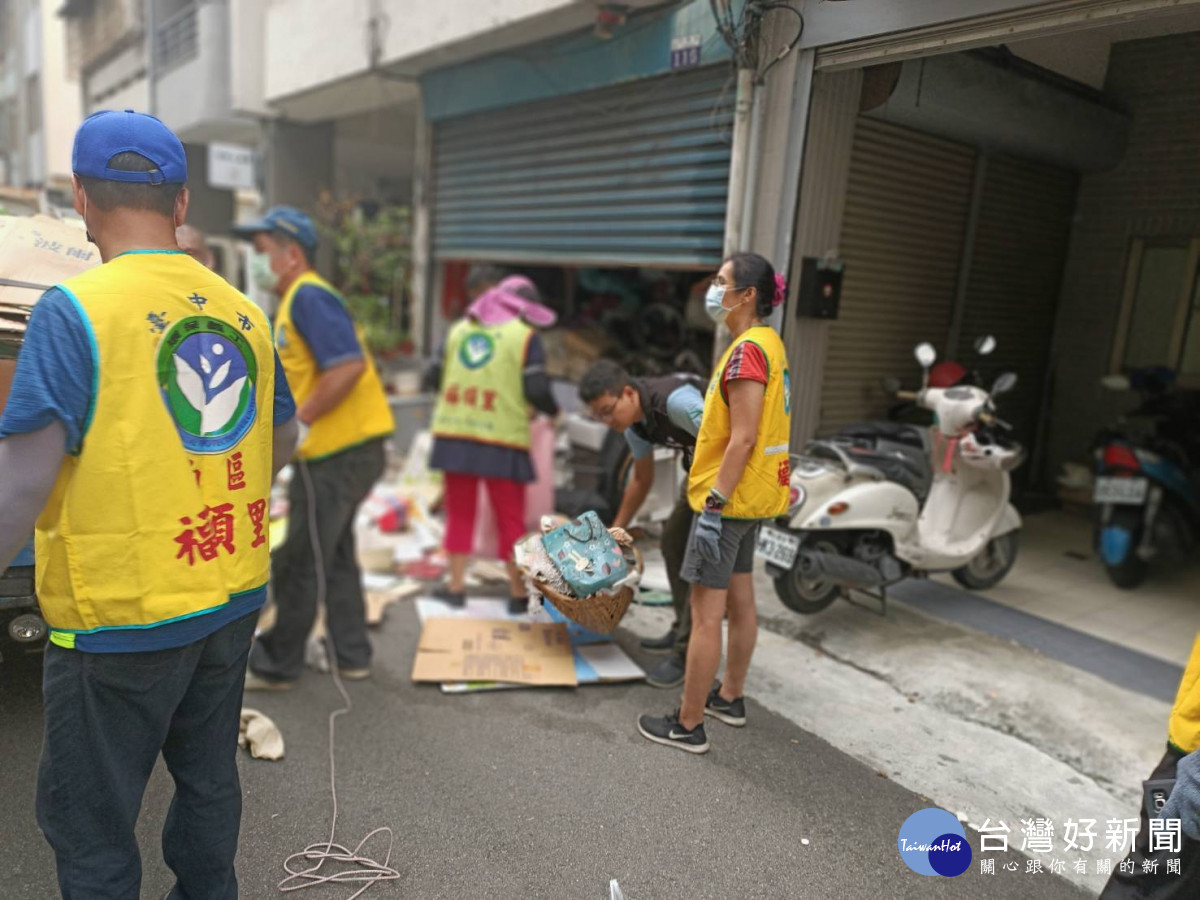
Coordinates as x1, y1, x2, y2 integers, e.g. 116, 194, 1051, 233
72, 109, 187, 184
232, 205, 318, 251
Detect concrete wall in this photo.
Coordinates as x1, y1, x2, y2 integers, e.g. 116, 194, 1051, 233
85, 43, 148, 112
263, 0, 577, 101
181, 143, 236, 237
156, 1, 232, 139
40, 0, 82, 185
1046, 32, 1200, 475
262, 0, 666, 104
229, 0, 268, 117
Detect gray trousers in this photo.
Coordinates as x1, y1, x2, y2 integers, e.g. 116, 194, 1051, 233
661, 488, 695, 659
250, 438, 385, 680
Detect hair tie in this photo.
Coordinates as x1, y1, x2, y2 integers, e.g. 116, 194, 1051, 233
773, 273, 787, 307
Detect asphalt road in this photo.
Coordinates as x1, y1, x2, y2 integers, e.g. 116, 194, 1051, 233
0, 602, 1094, 900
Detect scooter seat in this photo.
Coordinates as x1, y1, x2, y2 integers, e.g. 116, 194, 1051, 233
837, 421, 928, 451
840, 440, 930, 499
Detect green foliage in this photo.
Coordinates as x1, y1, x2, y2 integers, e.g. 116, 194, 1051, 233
315, 194, 413, 356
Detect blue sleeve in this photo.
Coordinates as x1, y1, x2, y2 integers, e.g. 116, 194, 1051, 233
289, 284, 363, 371
0, 287, 94, 454
272, 350, 296, 425
623, 427, 654, 460
666, 384, 705, 438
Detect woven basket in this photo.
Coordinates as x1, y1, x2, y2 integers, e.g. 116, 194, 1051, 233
531, 546, 643, 635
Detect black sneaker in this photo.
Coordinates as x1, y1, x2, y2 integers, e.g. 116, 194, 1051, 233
637, 710, 709, 754
432, 584, 466, 608
646, 655, 686, 689
705, 685, 747, 727
640, 629, 676, 652
508, 596, 528, 616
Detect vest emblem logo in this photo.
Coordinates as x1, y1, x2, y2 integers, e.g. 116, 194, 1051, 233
158, 316, 259, 454
460, 332, 495, 370
783, 369, 792, 416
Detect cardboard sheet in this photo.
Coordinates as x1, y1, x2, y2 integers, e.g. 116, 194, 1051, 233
411, 617, 577, 687
415, 596, 645, 692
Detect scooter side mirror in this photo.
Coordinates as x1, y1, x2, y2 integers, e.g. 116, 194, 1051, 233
974, 335, 997, 356
915, 343, 937, 369
881, 376, 901, 394
1101, 374, 1131, 391
992, 372, 1018, 396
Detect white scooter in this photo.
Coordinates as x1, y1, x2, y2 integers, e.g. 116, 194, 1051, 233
759, 340, 1025, 615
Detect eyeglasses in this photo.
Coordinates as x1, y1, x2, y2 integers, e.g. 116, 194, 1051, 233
711, 277, 749, 291
591, 399, 620, 423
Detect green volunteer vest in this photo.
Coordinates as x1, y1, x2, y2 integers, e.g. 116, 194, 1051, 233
430, 317, 532, 449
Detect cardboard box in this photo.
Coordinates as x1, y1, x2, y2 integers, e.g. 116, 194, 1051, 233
411, 617, 577, 687
0, 215, 96, 307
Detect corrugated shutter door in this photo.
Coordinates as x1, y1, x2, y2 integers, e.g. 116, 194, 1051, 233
819, 119, 976, 433
432, 65, 733, 268
960, 157, 1078, 457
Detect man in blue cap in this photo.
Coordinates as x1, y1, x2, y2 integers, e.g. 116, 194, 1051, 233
0, 109, 298, 898
233, 206, 394, 690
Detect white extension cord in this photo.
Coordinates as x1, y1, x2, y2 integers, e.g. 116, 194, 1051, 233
276, 460, 401, 898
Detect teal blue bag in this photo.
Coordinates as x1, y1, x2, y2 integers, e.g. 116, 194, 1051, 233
541, 511, 630, 597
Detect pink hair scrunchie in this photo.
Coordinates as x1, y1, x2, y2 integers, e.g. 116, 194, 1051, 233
773, 273, 787, 307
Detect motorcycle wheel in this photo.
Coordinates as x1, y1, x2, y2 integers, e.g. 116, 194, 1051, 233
952, 531, 1019, 591
774, 540, 841, 615
1102, 508, 1149, 590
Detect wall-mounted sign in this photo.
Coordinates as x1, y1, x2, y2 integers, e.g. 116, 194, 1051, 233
670, 35, 703, 70
208, 142, 256, 191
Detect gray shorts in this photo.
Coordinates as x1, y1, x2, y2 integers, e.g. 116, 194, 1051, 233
680, 517, 760, 590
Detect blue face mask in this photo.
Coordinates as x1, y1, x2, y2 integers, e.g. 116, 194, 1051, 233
705, 283, 730, 323
706, 283, 750, 324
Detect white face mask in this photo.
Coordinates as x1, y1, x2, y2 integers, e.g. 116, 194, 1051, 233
249, 251, 278, 292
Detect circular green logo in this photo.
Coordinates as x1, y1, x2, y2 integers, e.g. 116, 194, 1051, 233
157, 316, 258, 454
459, 332, 496, 370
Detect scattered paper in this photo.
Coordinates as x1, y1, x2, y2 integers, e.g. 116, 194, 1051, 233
575, 644, 644, 682
366, 580, 422, 627
362, 573, 401, 592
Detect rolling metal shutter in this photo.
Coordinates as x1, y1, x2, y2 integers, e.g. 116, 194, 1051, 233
959, 156, 1078, 460
431, 65, 734, 268
818, 119, 976, 434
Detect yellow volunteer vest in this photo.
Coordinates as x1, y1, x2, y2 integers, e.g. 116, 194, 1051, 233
688, 325, 791, 519
37, 251, 276, 646
430, 317, 533, 449
274, 271, 394, 461
1169, 633, 1200, 754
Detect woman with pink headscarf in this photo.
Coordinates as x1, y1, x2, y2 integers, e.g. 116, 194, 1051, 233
426, 275, 559, 613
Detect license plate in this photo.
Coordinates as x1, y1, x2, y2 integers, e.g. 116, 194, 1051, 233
757, 526, 801, 569
1094, 476, 1149, 505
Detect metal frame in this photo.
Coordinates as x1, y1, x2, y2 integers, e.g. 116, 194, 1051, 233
1110, 236, 1200, 386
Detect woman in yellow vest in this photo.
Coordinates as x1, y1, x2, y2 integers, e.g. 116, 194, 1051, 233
638, 252, 790, 755
428, 275, 560, 614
